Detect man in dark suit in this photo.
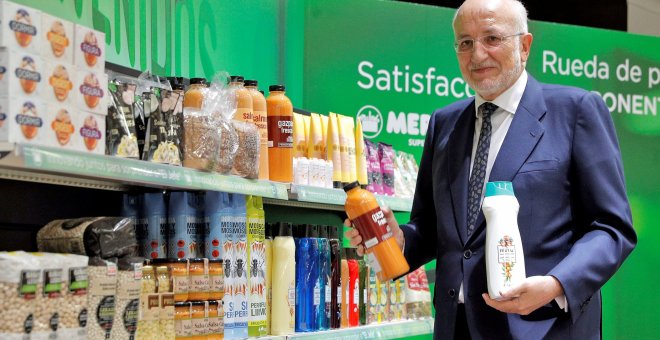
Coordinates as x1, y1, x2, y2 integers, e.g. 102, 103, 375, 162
346, 0, 636, 338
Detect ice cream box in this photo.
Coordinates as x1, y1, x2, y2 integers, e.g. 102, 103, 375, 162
74, 110, 105, 154
0, 47, 44, 98
43, 102, 78, 150
0, 0, 41, 54
43, 60, 75, 106
74, 68, 107, 115
41, 12, 74, 64
74, 24, 104, 72
1, 95, 46, 145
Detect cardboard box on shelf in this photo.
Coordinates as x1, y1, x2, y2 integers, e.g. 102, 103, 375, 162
0, 48, 44, 98
0, 0, 42, 54
74, 68, 107, 115
43, 60, 75, 105
0, 97, 7, 141
74, 24, 104, 72
41, 12, 74, 64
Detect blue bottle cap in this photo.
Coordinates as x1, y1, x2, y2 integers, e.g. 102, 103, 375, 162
485, 181, 515, 197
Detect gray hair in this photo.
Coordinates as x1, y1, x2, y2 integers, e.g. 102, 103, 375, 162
453, 0, 529, 34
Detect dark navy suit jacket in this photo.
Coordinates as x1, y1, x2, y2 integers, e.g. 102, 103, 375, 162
401, 75, 637, 339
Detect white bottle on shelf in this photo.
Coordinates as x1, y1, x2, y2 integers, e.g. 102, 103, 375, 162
483, 181, 526, 300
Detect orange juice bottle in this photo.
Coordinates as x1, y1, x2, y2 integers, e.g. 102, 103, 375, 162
183, 78, 207, 110
245, 80, 269, 180
266, 85, 293, 182
344, 181, 409, 281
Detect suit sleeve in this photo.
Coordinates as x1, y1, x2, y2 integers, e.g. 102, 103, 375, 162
401, 110, 440, 271
547, 92, 637, 324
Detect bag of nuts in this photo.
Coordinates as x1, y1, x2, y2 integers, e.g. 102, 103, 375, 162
0, 251, 40, 339
37, 217, 139, 259
57, 253, 90, 340
110, 257, 143, 340
87, 257, 118, 340
29, 252, 65, 340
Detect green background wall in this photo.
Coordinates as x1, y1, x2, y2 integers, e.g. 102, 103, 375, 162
13, 0, 659, 338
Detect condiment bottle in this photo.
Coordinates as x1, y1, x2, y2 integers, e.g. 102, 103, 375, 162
483, 181, 526, 300
174, 302, 191, 340
328, 225, 342, 329
188, 258, 210, 301
266, 85, 293, 182
159, 259, 188, 302
344, 181, 410, 281
207, 300, 222, 340
245, 80, 269, 180
340, 247, 349, 328
271, 222, 296, 335
208, 259, 223, 300
190, 301, 207, 340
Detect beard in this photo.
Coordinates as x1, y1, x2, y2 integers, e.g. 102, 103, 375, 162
467, 48, 523, 99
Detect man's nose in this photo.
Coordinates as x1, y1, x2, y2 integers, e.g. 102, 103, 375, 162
470, 40, 490, 62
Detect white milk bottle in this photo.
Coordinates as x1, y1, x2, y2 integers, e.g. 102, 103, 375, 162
483, 181, 526, 300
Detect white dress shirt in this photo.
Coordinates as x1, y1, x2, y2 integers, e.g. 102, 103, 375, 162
458, 70, 567, 311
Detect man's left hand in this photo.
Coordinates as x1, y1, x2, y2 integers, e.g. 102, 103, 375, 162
482, 276, 564, 315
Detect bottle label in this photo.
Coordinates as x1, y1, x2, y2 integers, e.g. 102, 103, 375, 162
351, 207, 393, 249
325, 285, 331, 302
267, 115, 293, 148
497, 235, 517, 285
236, 108, 253, 123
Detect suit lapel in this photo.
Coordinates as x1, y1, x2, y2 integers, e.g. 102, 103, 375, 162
466, 76, 547, 245
448, 102, 476, 246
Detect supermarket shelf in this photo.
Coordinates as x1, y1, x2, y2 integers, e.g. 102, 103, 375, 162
0, 144, 414, 211
285, 319, 434, 339
0, 144, 289, 199
289, 184, 413, 212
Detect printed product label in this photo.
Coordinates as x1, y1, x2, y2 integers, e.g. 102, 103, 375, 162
208, 315, 221, 334
325, 285, 332, 303
313, 281, 321, 306
15, 67, 41, 82
354, 280, 360, 306
175, 318, 192, 337
160, 293, 175, 320
122, 298, 139, 335
19, 270, 39, 299
43, 268, 63, 298
170, 214, 202, 258
96, 295, 115, 331
236, 108, 253, 123
140, 294, 160, 321
190, 274, 209, 293
145, 215, 167, 259
497, 235, 517, 286
351, 207, 393, 249
10, 20, 37, 36
247, 215, 267, 337
81, 42, 102, 57
266, 115, 293, 148
191, 314, 207, 335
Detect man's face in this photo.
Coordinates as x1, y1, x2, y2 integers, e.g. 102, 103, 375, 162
454, 1, 531, 100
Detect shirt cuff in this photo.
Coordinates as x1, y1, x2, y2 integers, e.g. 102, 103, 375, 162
555, 294, 568, 312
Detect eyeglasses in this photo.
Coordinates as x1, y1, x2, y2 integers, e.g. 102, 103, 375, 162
454, 33, 524, 53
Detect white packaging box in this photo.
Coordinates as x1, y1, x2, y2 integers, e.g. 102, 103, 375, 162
75, 110, 105, 154
43, 101, 78, 150
43, 60, 74, 106
0, 47, 44, 98
0, 96, 7, 141
74, 24, 104, 72
41, 12, 73, 64
74, 68, 107, 115
0, 0, 41, 54
1, 95, 46, 145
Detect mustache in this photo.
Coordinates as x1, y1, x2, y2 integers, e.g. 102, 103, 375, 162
470, 63, 498, 71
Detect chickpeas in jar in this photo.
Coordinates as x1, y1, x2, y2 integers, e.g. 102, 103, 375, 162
188, 259, 209, 301
208, 259, 224, 300
156, 266, 171, 293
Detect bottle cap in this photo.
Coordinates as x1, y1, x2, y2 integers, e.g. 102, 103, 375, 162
269, 84, 285, 92
304, 224, 318, 238
190, 77, 206, 85
230, 75, 244, 83
277, 222, 293, 237
265, 223, 273, 239
485, 181, 515, 197
318, 225, 328, 239
343, 181, 360, 192
244, 79, 258, 87
328, 225, 339, 240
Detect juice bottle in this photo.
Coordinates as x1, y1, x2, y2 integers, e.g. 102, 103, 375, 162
245, 80, 269, 180
183, 78, 207, 110
229, 76, 253, 123
344, 181, 409, 281
266, 85, 293, 182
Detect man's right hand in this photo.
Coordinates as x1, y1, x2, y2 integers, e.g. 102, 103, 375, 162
344, 206, 405, 256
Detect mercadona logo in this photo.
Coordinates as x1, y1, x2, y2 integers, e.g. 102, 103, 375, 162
356, 105, 383, 139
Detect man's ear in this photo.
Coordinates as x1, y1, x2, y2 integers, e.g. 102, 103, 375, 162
520, 33, 533, 62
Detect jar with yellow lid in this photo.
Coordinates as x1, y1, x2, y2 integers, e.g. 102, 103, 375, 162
174, 302, 191, 340
188, 258, 209, 301
208, 259, 224, 300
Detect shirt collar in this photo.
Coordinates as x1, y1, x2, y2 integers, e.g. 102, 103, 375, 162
474, 70, 528, 116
